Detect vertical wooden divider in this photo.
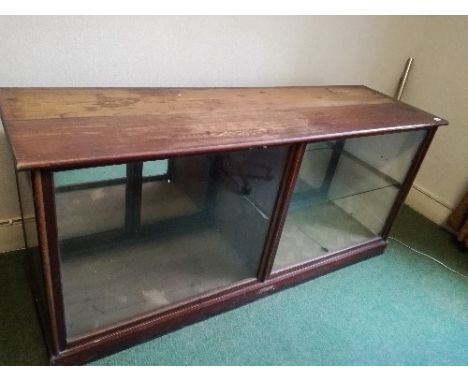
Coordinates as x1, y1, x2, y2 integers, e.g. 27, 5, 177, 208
257, 143, 307, 281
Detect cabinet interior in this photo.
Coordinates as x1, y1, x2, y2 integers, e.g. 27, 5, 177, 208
17, 130, 426, 341
53, 146, 288, 339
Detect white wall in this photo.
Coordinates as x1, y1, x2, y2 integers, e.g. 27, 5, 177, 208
0, 16, 463, 252
402, 16, 468, 225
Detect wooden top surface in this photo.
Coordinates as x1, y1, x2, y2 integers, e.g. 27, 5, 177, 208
0, 86, 447, 170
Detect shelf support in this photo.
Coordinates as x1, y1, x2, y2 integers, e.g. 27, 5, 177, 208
125, 162, 143, 236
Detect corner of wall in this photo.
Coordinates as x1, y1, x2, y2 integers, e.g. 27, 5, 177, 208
0, 221, 26, 254
405, 184, 452, 227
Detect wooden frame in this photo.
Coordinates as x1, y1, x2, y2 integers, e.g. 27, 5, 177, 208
1, 87, 447, 365
29, 128, 436, 365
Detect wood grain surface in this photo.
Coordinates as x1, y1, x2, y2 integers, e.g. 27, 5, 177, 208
0, 86, 447, 170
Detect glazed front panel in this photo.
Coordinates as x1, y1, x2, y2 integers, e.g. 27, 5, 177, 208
272, 130, 427, 271
53, 147, 289, 340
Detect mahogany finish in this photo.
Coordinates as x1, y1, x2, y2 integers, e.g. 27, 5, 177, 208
0, 86, 446, 170
0, 86, 448, 365
31, 171, 66, 353
257, 143, 306, 281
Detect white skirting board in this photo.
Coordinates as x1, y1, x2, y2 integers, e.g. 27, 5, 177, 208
405, 184, 453, 227
0, 220, 25, 254
0, 217, 37, 254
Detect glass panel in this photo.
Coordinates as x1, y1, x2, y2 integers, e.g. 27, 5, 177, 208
142, 160, 168, 178
54, 164, 126, 188
54, 167, 126, 240
55, 147, 288, 339
272, 130, 426, 272
54, 160, 169, 188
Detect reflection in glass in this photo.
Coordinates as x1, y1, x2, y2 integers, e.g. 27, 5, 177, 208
272, 131, 426, 272
54, 147, 288, 339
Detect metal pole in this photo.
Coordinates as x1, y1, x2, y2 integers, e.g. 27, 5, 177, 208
395, 57, 414, 101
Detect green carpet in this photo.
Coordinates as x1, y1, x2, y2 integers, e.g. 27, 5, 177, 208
0, 206, 466, 365
0, 251, 48, 365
